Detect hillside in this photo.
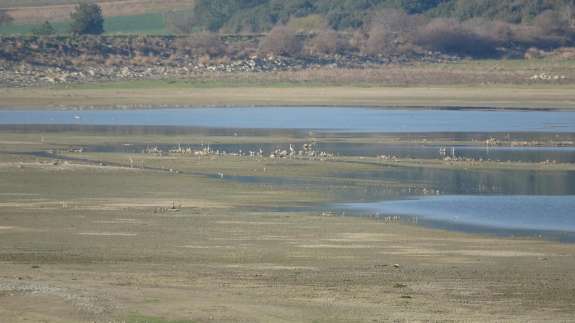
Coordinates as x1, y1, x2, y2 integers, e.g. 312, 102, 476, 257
191, 0, 575, 32
2, 0, 574, 33
0, 0, 574, 62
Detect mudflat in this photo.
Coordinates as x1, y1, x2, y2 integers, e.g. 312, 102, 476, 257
0, 129, 574, 322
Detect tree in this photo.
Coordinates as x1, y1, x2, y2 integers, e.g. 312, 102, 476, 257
33, 21, 56, 35
0, 9, 14, 26
70, 3, 104, 35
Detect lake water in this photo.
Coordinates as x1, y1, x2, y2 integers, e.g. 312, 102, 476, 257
2, 107, 575, 132
68, 142, 575, 163
2, 107, 574, 239
341, 196, 575, 237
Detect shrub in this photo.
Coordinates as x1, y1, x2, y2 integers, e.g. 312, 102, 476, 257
364, 27, 396, 56
174, 32, 225, 57
363, 9, 426, 56
70, 3, 104, 35
0, 9, 13, 26
416, 18, 499, 58
307, 29, 350, 55
534, 10, 571, 36
259, 25, 302, 56
349, 30, 368, 52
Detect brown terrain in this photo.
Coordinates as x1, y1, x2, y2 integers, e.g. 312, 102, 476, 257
0, 145, 574, 322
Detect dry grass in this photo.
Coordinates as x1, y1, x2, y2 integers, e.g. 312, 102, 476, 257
1, 84, 575, 109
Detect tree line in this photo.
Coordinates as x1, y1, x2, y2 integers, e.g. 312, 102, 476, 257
186, 0, 574, 33
168, 0, 575, 58
2, 0, 574, 59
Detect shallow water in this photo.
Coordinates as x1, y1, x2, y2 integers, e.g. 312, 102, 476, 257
336, 167, 575, 195
78, 142, 575, 163
2, 107, 575, 133
341, 196, 575, 234
2, 107, 574, 239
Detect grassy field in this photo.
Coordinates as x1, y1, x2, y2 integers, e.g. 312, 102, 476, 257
0, 128, 575, 322
0, 0, 154, 7
0, 0, 195, 23
0, 12, 168, 35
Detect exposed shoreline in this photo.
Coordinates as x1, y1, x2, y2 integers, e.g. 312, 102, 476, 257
2, 84, 575, 110
1, 124, 575, 321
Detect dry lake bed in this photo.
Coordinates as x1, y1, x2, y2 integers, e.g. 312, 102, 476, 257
1, 107, 575, 322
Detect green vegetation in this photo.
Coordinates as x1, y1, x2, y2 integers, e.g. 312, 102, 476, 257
191, 0, 574, 32
0, 0, 84, 6
31, 21, 56, 35
0, 0, 574, 58
0, 13, 168, 35
70, 3, 104, 35
430, 0, 573, 22
103, 12, 167, 35
0, 20, 68, 35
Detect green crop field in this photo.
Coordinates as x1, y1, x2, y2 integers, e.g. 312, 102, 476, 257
0, 0, 77, 7
0, 12, 168, 35
103, 12, 167, 34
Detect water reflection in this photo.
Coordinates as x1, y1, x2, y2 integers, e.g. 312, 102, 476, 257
2, 108, 575, 132
341, 195, 575, 234
336, 167, 575, 195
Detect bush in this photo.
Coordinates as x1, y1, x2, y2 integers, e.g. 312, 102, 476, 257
463, 19, 514, 46
534, 10, 571, 36
307, 29, 350, 55
70, 3, 104, 35
0, 9, 13, 26
174, 32, 226, 57
416, 18, 499, 58
362, 9, 425, 56
259, 25, 302, 56
364, 27, 396, 56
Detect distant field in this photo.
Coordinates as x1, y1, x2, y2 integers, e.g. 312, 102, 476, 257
0, 12, 168, 35
1, 0, 195, 23
0, 0, 126, 7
